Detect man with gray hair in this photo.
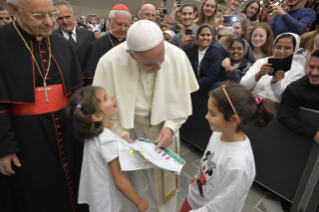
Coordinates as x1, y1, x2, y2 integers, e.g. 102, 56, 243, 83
93, 20, 199, 212
0, 6, 12, 26
0, 0, 85, 211
83, 4, 131, 84
54, 0, 95, 71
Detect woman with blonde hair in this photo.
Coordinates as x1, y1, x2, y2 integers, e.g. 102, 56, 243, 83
193, 0, 218, 28
249, 23, 274, 60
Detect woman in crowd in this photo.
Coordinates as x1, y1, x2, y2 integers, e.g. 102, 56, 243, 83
249, 23, 274, 60
216, 0, 246, 19
193, 0, 218, 28
241, 1, 261, 23
219, 19, 247, 50
222, 38, 256, 83
240, 33, 305, 102
186, 24, 225, 89
299, 28, 319, 72
163, 30, 176, 43
245, 21, 258, 42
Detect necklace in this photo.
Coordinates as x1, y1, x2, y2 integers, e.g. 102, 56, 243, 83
108, 33, 115, 47
13, 21, 52, 103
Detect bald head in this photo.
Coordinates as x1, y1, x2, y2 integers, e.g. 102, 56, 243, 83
138, 4, 156, 23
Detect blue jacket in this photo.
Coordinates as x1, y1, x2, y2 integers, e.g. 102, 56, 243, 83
186, 45, 224, 89
262, 7, 316, 38
226, 57, 253, 83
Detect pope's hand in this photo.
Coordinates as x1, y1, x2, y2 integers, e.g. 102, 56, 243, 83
155, 127, 173, 150
122, 135, 134, 144
0, 153, 21, 176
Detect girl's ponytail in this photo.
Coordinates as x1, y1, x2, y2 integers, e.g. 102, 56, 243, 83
253, 98, 276, 129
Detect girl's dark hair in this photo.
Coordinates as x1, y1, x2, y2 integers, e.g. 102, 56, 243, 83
274, 33, 296, 51
65, 86, 104, 141
209, 82, 276, 132
230, 38, 245, 48
241, 1, 261, 22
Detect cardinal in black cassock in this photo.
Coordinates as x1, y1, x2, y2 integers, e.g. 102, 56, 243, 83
83, 4, 131, 85
0, 19, 84, 212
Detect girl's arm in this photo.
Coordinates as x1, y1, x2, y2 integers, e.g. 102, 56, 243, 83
109, 158, 148, 212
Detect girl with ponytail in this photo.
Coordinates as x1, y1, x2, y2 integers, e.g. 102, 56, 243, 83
65, 86, 148, 212
180, 82, 275, 212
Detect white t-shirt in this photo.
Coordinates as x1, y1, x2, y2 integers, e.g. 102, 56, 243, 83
78, 128, 122, 212
187, 132, 256, 212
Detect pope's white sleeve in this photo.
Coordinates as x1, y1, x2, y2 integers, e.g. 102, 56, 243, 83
111, 119, 130, 138
164, 117, 188, 134
240, 61, 259, 90
190, 168, 248, 212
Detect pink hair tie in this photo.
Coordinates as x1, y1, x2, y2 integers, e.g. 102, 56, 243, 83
255, 97, 263, 105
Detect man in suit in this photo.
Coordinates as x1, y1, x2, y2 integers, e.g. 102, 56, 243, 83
54, 1, 95, 72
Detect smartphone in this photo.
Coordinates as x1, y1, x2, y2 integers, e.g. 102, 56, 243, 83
219, 27, 233, 35
185, 29, 193, 35
223, 16, 237, 24
162, 8, 168, 15
176, 0, 181, 7
163, 0, 167, 6
263, 0, 271, 8
90, 14, 95, 17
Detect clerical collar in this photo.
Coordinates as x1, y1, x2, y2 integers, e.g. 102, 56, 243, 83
109, 33, 126, 44
16, 19, 45, 42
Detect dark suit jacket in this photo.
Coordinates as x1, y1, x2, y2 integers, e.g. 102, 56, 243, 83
54, 27, 95, 72
186, 45, 225, 89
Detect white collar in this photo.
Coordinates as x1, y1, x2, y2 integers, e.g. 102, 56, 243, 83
62, 26, 76, 36
198, 46, 209, 55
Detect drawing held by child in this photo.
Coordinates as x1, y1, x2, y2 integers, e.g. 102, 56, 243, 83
65, 86, 148, 212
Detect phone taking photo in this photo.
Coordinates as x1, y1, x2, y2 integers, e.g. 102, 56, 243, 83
176, 0, 181, 7
223, 16, 237, 25
162, 8, 168, 15
219, 27, 233, 35
263, 0, 271, 8
185, 29, 193, 35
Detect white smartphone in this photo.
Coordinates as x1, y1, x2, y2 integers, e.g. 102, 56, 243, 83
219, 27, 233, 35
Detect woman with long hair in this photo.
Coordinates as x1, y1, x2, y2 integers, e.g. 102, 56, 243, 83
216, 0, 245, 20
219, 19, 247, 50
193, 0, 218, 28
241, 1, 261, 23
249, 23, 274, 60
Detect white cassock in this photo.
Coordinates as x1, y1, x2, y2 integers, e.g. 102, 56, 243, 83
93, 41, 199, 212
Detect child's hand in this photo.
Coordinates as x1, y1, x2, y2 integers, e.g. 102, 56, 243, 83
137, 198, 148, 212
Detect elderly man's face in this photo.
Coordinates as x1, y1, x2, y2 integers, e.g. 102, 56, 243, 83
308, 56, 319, 85
129, 42, 165, 72
55, 4, 76, 33
0, 10, 12, 26
8, 0, 56, 38
139, 5, 157, 23
109, 13, 131, 40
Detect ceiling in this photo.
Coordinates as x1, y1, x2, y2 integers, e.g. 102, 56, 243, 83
1, 0, 308, 22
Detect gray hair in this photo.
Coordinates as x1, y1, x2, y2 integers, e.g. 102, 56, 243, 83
7, 0, 22, 11
53, 0, 73, 13
108, 10, 131, 21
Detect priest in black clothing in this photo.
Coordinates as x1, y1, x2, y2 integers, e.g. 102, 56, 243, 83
0, 0, 84, 212
278, 49, 319, 144
83, 4, 131, 84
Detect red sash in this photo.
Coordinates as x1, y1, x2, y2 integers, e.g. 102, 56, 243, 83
8, 84, 68, 116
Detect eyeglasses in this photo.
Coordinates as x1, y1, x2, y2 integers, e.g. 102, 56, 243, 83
23, 9, 60, 21
142, 13, 157, 19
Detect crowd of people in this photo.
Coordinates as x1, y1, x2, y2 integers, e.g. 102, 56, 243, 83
0, 0, 318, 212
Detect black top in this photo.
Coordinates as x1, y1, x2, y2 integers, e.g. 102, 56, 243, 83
0, 20, 83, 103
278, 75, 319, 139
83, 33, 125, 81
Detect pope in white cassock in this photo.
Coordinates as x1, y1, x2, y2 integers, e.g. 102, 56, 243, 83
93, 20, 199, 212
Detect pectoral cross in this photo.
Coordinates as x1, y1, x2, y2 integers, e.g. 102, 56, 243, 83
38, 82, 53, 103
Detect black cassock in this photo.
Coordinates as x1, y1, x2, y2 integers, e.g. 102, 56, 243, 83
0, 21, 84, 212
83, 33, 125, 84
